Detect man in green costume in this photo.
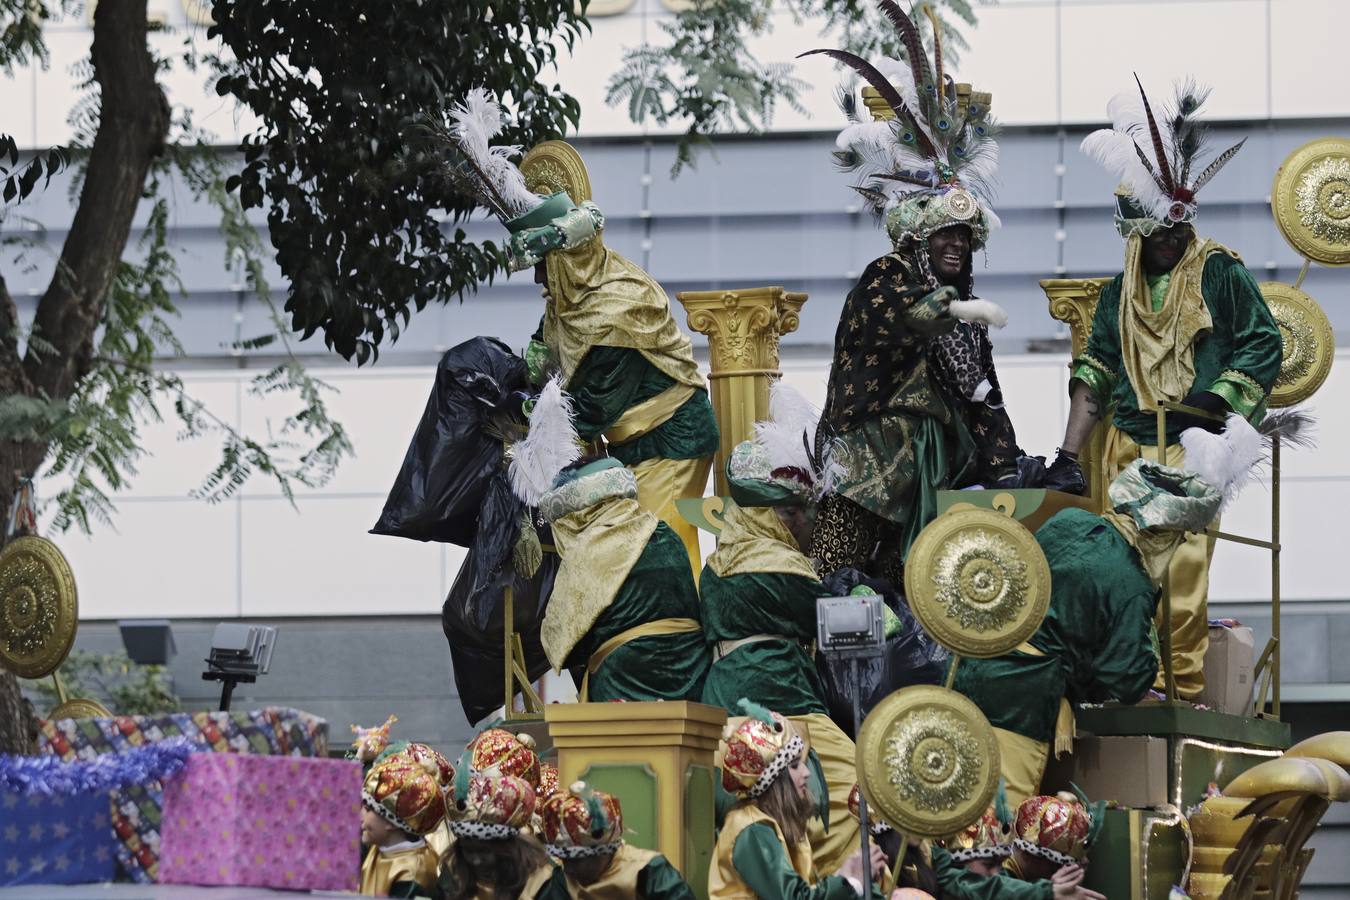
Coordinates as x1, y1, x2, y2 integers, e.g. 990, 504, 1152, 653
442, 95, 717, 570
954, 458, 1224, 805
1044, 79, 1282, 699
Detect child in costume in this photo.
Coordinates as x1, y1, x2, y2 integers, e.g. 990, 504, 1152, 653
441, 93, 717, 569
510, 380, 709, 702
1003, 793, 1103, 900
699, 384, 861, 875
541, 781, 696, 899
360, 744, 456, 898
440, 728, 566, 900
710, 701, 887, 898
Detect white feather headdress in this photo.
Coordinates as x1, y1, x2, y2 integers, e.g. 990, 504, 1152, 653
1180, 409, 1316, 511
442, 88, 543, 223
753, 381, 845, 500
508, 375, 580, 507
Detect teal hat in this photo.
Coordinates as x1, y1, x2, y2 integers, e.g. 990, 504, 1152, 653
504, 191, 575, 233
1108, 460, 1221, 533
538, 459, 635, 523
725, 441, 809, 509
885, 187, 990, 252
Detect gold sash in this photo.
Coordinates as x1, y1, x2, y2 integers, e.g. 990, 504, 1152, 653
580, 617, 702, 701
603, 383, 698, 445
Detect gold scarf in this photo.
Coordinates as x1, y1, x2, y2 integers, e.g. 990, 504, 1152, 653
541, 497, 658, 669
705, 505, 819, 581
1118, 235, 1237, 412
1100, 510, 1186, 588
562, 843, 658, 900
544, 237, 704, 389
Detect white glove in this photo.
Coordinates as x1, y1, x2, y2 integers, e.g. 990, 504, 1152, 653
948, 298, 1009, 329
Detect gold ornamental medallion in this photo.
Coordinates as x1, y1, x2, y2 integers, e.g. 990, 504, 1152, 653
1260, 282, 1334, 407
904, 508, 1050, 658
50, 697, 113, 720
1271, 137, 1350, 266
520, 140, 593, 205
856, 685, 1000, 839
0, 535, 78, 678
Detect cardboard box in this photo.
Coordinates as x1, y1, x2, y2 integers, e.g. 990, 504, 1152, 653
1041, 735, 1168, 807
1197, 625, 1255, 716
158, 753, 361, 892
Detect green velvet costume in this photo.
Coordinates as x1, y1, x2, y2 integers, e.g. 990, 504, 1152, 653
566, 521, 710, 702
931, 845, 1052, 900
566, 345, 719, 465
952, 508, 1158, 744
730, 824, 869, 899
1071, 253, 1282, 445
700, 568, 829, 717
632, 853, 698, 900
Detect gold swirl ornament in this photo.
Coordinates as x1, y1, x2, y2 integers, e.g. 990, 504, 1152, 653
0, 535, 78, 679
904, 508, 1051, 658
856, 685, 1000, 839
1259, 282, 1334, 407
520, 140, 593, 205
1271, 137, 1350, 266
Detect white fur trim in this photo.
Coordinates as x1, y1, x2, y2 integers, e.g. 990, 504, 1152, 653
949, 299, 1008, 329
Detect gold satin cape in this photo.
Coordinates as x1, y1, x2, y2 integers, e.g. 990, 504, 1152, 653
1118, 235, 1239, 412
705, 505, 819, 581
709, 803, 819, 899
543, 236, 704, 390
541, 497, 659, 670
561, 842, 659, 900
359, 841, 440, 897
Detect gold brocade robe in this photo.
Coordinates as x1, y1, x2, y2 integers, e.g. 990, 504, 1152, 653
360, 841, 440, 897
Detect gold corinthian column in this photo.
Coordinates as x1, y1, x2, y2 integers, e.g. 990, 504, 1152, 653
674, 287, 807, 495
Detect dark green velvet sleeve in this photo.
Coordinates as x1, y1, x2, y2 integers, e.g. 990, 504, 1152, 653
1070, 276, 1123, 405
533, 865, 571, 900
637, 854, 699, 900
932, 845, 1053, 900
731, 824, 860, 900
1202, 254, 1283, 418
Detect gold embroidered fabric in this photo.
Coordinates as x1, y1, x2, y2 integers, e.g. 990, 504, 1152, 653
543, 237, 704, 390
541, 497, 658, 669
1118, 235, 1239, 412
705, 505, 819, 582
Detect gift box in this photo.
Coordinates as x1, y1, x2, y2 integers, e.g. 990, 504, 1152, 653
158, 752, 362, 892
1042, 735, 1169, 808
36, 706, 328, 883
0, 739, 196, 887
1196, 623, 1255, 716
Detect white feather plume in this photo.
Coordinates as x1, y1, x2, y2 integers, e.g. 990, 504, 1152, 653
949, 298, 1009, 329
447, 88, 541, 220
1079, 91, 1179, 220
508, 375, 580, 506
1180, 414, 1265, 510
753, 382, 844, 500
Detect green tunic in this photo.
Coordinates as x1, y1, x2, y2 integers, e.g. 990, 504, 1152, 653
567, 522, 710, 702
732, 824, 865, 899
558, 343, 720, 465
636, 853, 698, 900
931, 845, 1053, 899
952, 508, 1158, 742
1071, 253, 1282, 444
699, 569, 829, 717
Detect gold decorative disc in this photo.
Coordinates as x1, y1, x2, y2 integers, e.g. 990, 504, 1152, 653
856, 685, 1000, 839
1260, 282, 1334, 407
904, 508, 1050, 658
1271, 137, 1350, 266
50, 697, 113, 720
0, 535, 78, 678
520, 140, 592, 205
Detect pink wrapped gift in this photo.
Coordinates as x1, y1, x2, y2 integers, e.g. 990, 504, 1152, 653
158, 752, 362, 891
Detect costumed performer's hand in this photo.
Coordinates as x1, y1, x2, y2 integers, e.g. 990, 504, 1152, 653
867, 841, 889, 880
1050, 864, 1105, 900
1171, 391, 1230, 434
948, 297, 1009, 329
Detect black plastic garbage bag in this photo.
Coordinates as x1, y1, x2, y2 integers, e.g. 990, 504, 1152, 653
371, 337, 529, 545
815, 568, 949, 739
442, 543, 558, 726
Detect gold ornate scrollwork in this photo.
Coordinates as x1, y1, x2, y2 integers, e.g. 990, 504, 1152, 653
1041, 278, 1110, 360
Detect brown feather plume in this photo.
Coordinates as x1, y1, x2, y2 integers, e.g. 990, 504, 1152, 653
876, 0, 933, 91
798, 48, 937, 157
1134, 73, 1176, 196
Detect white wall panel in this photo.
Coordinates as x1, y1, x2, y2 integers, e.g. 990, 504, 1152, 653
1271, 0, 1350, 119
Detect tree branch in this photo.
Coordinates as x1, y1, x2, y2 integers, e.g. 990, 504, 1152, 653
22, 0, 170, 402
